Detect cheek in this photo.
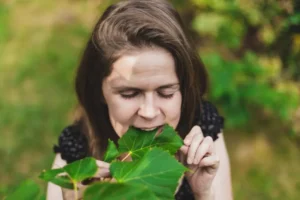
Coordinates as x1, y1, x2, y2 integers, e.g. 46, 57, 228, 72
108, 98, 138, 121
162, 93, 182, 128
106, 97, 139, 136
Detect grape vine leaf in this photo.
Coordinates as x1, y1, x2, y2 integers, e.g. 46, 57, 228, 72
39, 168, 74, 189
107, 124, 183, 161
118, 126, 157, 160
47, 176, 74, 189
39, 168, 64, 180
39, 157, 98, 189
110, 147, 187, 199
103, 139, 119, 162
153, 124, 184, 155
84, 182, 158, 200
63, 157, 98, 182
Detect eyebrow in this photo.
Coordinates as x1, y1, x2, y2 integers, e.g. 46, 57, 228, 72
111, 83, 180, 91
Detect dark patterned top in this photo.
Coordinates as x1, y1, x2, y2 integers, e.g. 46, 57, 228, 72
53, 100, 224, 200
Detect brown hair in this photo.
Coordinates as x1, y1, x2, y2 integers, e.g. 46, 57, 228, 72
74, 0, 208, 159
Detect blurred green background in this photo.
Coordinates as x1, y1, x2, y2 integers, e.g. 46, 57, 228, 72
1, 0, 300, 199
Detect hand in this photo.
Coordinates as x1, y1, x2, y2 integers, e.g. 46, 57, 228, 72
180, 126, 220, 199
82, 160, 111, 183
62, 160, 111, 200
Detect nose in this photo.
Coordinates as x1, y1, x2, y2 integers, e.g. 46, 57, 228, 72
138, 93, 160, 120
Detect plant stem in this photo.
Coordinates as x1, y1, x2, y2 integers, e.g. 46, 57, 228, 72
121, 152, 131, 162
74, 181, 78, 200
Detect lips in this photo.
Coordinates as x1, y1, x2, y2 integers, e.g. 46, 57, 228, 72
135, 125, 164, 132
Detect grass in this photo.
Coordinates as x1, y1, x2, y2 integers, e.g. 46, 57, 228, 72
0, 0, 300, 199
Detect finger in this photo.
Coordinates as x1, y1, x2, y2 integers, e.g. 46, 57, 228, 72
206, 136, 215, 155
187, 133, 204, 165
179, 145, 188, 155
95, 160, 111, 178
193, 136, 214, 165
110, 178, 117, 183
184, 125, 202, 146
199, 155, 220, 174
81, 161, 110, 186
96, 160, 110, 168
81, 167, 111, 185
95, 167, 111, 178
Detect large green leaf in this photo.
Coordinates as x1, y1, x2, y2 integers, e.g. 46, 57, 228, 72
48, 176, 74, 189
5, 180, 41, 200
154, 124, 184, 155
39, 168, 74, 189
117, 126, 157, 160
63, 157, 98, 182
110, 147, 187, 199
39, 158, 98, 188
84, 182, 158, 200
103, 139, 119, 162
39, 168, 64, 181
116, 124, 183, 160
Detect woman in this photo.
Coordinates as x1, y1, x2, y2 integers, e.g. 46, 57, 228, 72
47, 0, 232, 199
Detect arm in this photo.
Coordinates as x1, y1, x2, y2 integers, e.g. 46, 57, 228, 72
212, 133, 233, 200
46, 153, 67, 200
46, 154, 111, 200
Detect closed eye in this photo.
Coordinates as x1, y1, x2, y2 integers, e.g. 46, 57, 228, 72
158, 92, 174, 99
120, 90, 140, 99
118, 85, 179, 100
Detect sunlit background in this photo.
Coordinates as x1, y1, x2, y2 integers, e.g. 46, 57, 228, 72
1, 0, 300, 199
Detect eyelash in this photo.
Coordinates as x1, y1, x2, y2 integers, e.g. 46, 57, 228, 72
120, 92, 174, 99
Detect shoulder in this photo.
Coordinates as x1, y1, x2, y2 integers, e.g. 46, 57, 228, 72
194, 100, 225, 141
53, 124, 89, 163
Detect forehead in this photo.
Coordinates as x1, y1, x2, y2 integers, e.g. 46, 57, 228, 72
106, 47, 178, 88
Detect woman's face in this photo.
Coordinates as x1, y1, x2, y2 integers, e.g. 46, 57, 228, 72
102, 47, 182, 137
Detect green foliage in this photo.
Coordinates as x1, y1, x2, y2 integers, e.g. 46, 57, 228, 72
46, 176, 74, 190
5, 180, 43, 200
103, 139, 119, 162
284, 13, 300, 28
84, 182, 157, 200
39, 157, 98, 189
202, 52, 299, 127
188, 0, 300, 127
104, 124, 183, 162
1, 0, 300, 199
116, 124, 183, 160
63, 157, 98, 182
39, 124, 186, 199
109, 147, 186, 199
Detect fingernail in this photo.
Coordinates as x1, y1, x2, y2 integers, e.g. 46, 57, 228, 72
187, 157, 192, 164
184, 139, 190, 145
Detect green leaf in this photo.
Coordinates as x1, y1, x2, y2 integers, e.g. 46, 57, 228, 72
48, 176, 74, 189
118, 124, 183, 160
103, 139, 119, 162
6, 180, 41, 200
84, 182, 158, 200
154, 124, 184, 155
118, 126, 157, 160
39, 168, 64, 181
63, 157, 98, 182
110, 147, 187, 199
39, 168, 74, 189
